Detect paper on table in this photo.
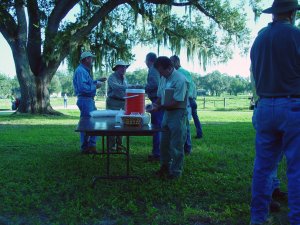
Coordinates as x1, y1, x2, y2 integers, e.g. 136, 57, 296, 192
90, 110, 120, 117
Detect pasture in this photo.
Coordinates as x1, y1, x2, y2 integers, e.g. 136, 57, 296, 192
0, 97, 288, 225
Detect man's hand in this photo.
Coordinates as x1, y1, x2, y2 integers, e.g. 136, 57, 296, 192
147, 103, 161, 112
96, 81, 102, 89
98, 77, 107, 82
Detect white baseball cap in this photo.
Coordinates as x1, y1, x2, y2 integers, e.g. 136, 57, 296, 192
80, 51, 96, 61
112, 60, 130, 71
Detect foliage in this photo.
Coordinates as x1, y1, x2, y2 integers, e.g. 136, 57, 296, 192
0, 0, 260, 114
56, 71, 74, 96
227, 75, 250, 96
0, 110, 288, 224
126, 69, 148, 86
200, 71, 227, 96
48, 75, 62, 95
0, 73, 12, 98
193, 71, 251, 96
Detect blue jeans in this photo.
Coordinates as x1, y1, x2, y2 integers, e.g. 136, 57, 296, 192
150, 97, 164, 157
76, 97, 97, 151
189, 98, 203, 137
184, 120, 192, 153
251, 98, 300, 225
252, 107, 283, 193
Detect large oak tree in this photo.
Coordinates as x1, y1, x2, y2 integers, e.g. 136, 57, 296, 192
0, 0, 261, 114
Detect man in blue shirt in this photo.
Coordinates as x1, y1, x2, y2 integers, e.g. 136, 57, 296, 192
250, 0, 300, 224
145, 52, 164, 161
73, 51, 106, 154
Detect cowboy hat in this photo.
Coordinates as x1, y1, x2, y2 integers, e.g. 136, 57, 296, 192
112, 60, 130, 71
262, 0, 300, 14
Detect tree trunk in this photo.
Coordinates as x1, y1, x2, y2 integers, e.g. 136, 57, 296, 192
12, 45, 60, 115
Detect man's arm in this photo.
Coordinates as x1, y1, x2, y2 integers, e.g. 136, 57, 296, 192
74, 69, 96, 96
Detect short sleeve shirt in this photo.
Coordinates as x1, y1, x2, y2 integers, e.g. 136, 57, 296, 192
157, 69, 188, 106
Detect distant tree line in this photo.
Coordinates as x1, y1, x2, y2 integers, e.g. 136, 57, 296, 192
0, 69, 251, 98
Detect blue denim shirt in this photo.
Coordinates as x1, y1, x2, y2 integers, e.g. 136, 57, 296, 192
251, 21, 300, 97
73, 64, 97, 98
145, 66, 160, 98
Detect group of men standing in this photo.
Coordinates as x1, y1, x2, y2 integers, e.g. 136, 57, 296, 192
72, 0, 300, 222
73, 50, 203, 178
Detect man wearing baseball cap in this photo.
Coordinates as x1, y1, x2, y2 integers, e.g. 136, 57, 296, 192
73, 51, 106, 154
250, 0, 300, 224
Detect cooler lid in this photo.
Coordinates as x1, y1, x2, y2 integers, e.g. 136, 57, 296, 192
126, 89, 145, 93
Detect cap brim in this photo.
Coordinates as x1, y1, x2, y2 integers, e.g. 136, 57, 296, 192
262, 5, 300, 14
262, 7, 273, 13
112, 65, 130, 71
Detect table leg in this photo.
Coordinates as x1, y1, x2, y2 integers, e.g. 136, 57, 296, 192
92, 135, 141, 187
126, 136, 129, 176
106, 135, 110, 176
102, 136, 105, 154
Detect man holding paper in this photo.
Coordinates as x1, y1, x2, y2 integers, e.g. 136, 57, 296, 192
149, 56, 188, 179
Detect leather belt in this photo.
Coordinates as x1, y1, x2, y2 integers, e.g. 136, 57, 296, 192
108, 96, 125, 101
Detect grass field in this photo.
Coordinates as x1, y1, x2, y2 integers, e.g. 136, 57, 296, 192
0, 95, 252, 111
0, 102, 289, 224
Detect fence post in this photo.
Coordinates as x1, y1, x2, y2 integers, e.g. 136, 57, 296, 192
224, 98, 226, 108
203, 97, 206, 109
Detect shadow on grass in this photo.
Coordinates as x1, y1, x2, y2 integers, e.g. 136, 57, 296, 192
0, 122, 289, 225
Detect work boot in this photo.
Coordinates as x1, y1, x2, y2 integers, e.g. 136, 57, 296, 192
87, 146, 99, 154
269, 199, 280, 212
155, 164, 169, 177
272, 188, 288, 201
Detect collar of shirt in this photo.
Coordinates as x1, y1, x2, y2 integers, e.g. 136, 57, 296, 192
80, 63, 91, 73
270, 20, 292, 26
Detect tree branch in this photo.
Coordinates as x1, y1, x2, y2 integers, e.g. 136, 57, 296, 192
144, 0, 221, 24
15, 0, 27, 47
73, 0, 130, 40
27, 0, 42, 75
47, 0, 79, 35
193, 2, 220, 24
0, 8, 18, 48
54, 0, 130, 64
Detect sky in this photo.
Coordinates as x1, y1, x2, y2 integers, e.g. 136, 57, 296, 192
0, 1, 272, 78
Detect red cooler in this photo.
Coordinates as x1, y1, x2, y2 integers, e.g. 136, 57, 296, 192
125, 89, 145, 115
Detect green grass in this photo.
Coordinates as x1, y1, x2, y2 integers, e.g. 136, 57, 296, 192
0, 96, 252, 111
0, 109, 289, 225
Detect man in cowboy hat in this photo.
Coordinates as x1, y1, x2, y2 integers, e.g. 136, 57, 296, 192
73, 51, 106, 154
106, 60, 131, 150
250, 0, 300, 224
